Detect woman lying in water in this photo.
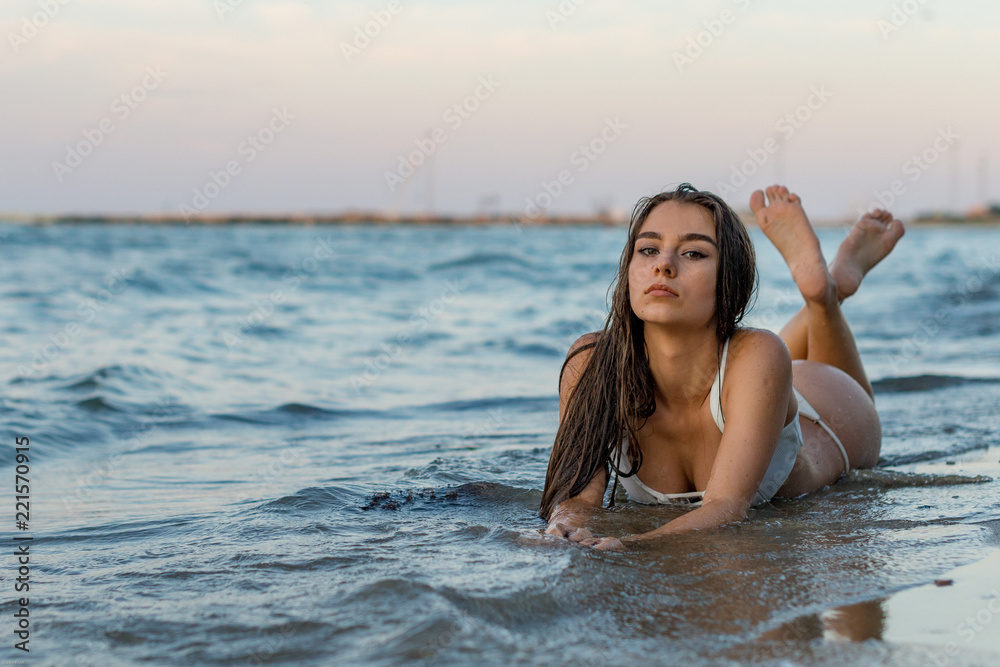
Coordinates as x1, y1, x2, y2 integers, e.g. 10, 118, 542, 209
540, 184, 905, 550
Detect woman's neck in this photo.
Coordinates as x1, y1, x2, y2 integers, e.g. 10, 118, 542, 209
642, 324, 721, 410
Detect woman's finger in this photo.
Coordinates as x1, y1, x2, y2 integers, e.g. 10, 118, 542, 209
592, 537, 624, 551
545, 522, 570, 538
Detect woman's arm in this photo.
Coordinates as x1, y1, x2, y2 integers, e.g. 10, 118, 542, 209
544, 468, 607, 536
544, 333, 606, 536
619, 329, 794, 547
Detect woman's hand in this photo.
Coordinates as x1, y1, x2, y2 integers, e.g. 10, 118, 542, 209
544, 494, 626, 550
563, 527, 625, 551
544, 510, 625, 551
544, 498, 593, 537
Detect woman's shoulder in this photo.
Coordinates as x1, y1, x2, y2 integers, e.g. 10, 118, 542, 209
560, 332, 601, 386
726, 327, 791, 374
558, 331, 602, 422
568, 331, 601, 355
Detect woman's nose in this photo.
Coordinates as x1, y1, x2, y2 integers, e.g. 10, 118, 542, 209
655, 253, 675, 277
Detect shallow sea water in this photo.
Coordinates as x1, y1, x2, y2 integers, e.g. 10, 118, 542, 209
1, 221, 998, 665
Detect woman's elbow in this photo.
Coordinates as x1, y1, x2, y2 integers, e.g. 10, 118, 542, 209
700, 496, 750, 525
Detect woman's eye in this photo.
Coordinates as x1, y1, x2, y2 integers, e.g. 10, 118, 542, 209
683, 250, 706, 259
638, 247, 657, 256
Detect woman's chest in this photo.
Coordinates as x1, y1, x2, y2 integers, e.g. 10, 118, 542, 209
631, 406, 723, 493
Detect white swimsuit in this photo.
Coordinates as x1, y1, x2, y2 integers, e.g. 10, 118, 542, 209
612, 337, 851, 507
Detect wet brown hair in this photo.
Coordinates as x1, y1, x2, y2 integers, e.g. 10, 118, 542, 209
539, 183, 757, 520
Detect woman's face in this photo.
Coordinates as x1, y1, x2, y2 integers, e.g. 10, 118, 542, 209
628, 200, 719, 331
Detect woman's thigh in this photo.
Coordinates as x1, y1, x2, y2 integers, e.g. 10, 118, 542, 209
781, 360, 882, 494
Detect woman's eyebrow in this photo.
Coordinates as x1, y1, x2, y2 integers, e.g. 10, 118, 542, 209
680, 233, 718, 247
636, 231, 717, 247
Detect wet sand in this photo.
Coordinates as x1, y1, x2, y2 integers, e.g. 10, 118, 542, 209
728, 445, 1000, 665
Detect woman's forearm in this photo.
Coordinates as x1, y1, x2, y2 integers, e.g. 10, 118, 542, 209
546, 497, 599, 532
620, 498, 745, 545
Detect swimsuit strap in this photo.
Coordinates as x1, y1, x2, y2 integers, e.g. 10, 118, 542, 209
708, 337, 730, 432
795, 389, 851, 476
819, 418, 851, 476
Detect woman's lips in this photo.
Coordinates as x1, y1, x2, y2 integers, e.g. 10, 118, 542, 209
645, 284, 678, 297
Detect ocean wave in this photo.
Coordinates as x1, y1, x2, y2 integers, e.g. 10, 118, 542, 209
255, 485, 368, 513
361, 482, 541, 513
878, 441, 992, 466
230, 554, 359, 572
0, 411, 114, 464
409, 395, 555, 414
233, 260, 290, 278
11, 363, 169, 391
872, 374, 1000, 393
501, 340, 565, 357
250, 480, 542, 519
74, 395, 124, 412
428, 252, 533, 272
843, 468, 992, 489
38, 514, 209, 545
211, 403, 376, 424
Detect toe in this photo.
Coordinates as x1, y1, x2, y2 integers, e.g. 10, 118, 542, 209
750, 190, 766, 214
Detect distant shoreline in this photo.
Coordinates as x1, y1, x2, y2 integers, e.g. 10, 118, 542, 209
1, 212, 627, 227
1, 213, 998, 227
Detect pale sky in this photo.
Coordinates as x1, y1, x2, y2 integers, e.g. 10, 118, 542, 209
1, 0, 998, 220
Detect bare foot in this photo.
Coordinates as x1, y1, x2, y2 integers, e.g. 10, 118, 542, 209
829, 209, 905, 300
749, 185, 834, 303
